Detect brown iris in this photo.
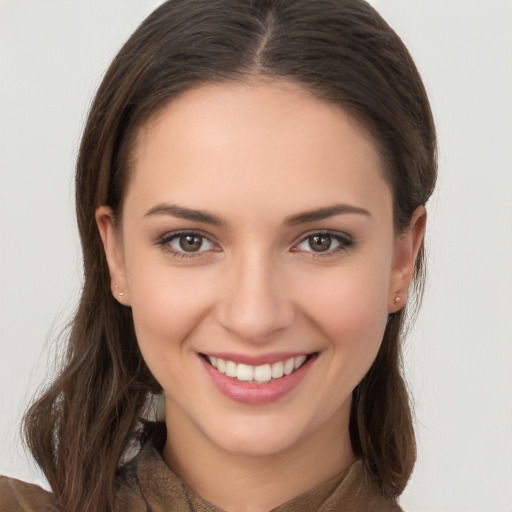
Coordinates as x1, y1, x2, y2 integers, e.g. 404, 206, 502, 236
179, 234, 203, 252
308, 234, 332, 252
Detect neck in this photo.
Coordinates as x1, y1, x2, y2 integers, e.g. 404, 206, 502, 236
162, 404, 355, 512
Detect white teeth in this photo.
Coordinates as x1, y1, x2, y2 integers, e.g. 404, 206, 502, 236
216, 358, 226, 374
236, 364, 254, 381
253, 364, 272, 382
271, 361, 284, 379
206, 355, 309, 382
283, 358, 295, 376
294, 355, 307, 370
225, 360, 237, 378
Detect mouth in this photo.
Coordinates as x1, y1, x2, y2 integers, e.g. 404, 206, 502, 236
200, 353, 316, 384
199, 352, 318, 404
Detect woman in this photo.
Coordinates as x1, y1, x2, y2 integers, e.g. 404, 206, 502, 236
0, 0, 436, 510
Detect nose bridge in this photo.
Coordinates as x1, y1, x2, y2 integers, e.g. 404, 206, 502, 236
217, 246, 295, 342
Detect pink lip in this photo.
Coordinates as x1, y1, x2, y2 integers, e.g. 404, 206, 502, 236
199, 353, 317, 405
202, 351, 310, 366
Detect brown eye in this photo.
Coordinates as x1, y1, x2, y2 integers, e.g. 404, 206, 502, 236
162, 232, 216, 255
160, 231, 217, 258
294, 232, 350, 256
308, 234, 332, 252
179, 234, 204, 252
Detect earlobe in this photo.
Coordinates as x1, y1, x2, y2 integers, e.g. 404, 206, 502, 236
388, 206, 426, 313
95, 206, 130, 306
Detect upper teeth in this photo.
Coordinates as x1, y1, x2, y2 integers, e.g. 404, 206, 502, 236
208, 355, 307, 383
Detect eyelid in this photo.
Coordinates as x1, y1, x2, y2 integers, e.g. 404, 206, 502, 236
291, 230, 354, 256
156, 229, 354, 258
157, 229, 221, 256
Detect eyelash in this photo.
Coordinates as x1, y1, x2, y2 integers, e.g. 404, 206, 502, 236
156, 230, 354, 259
157, 230, 218, 259
292, 231, 354, 258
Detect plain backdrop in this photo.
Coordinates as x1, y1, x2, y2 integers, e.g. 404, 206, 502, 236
1, 1, 511, 511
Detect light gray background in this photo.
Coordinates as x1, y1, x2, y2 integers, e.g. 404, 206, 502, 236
1, 1, 511, 510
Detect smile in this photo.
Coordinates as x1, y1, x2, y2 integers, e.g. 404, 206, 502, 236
200, 352, 317, 404
206, 355, 308, 384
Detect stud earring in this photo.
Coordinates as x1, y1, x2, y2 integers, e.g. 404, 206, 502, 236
394, 296, 401, 304
114, 284, 124, 297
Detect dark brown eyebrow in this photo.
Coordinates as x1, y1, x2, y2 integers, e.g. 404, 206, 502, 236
285, 204, 371, 225
144, 204, 225, 226
144, 202, 370, 227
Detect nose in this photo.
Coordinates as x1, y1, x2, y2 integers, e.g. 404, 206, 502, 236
216, 251, 295, 343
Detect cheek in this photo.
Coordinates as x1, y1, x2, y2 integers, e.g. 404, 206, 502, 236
125, 252, 216, 356
301, 260, 388, 320
126, 264, 219, 397
293, 255, 390, 362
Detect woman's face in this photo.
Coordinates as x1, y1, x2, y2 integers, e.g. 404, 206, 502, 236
98, 81, 421, 459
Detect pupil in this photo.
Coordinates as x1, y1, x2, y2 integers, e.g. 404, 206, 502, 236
179, 234, 202, 252
310, 234, 331, 252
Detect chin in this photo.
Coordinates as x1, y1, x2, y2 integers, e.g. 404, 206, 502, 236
216, 431, 297, 457
202, 413, 312, 458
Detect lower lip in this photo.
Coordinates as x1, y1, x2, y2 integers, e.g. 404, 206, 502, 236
200, 354, 317, 405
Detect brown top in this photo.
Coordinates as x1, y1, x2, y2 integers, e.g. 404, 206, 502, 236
1, 441, 402, 511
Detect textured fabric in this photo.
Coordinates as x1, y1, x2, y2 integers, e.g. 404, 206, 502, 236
0, 475, 58, 512
1, 440, 402, 511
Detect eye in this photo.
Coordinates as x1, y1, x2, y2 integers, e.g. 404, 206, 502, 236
293, 232, 353, 255
159, 231, 217, 256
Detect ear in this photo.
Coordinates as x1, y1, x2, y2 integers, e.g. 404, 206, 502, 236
95, 206, 131, 306
388, 206, 426, 313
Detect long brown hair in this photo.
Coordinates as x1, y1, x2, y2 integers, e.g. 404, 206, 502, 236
23, 1, 437, 510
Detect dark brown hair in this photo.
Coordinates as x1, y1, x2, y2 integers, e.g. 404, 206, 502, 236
23, 1, 437, 510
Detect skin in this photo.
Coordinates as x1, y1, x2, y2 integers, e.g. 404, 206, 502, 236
96, 81, 425, 512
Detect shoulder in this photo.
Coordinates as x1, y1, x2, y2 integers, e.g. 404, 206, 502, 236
321, 460, 403, 512
0, 476, 59, 512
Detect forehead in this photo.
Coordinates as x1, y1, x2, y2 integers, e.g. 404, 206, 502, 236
126, 80, 392, 220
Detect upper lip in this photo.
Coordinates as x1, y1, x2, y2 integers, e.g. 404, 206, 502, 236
200, 351, 315, 366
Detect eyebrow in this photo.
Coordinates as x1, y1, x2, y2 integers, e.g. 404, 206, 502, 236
143, 202, 370, 226
284, 204, 371, 225
144, 204, 225, 225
